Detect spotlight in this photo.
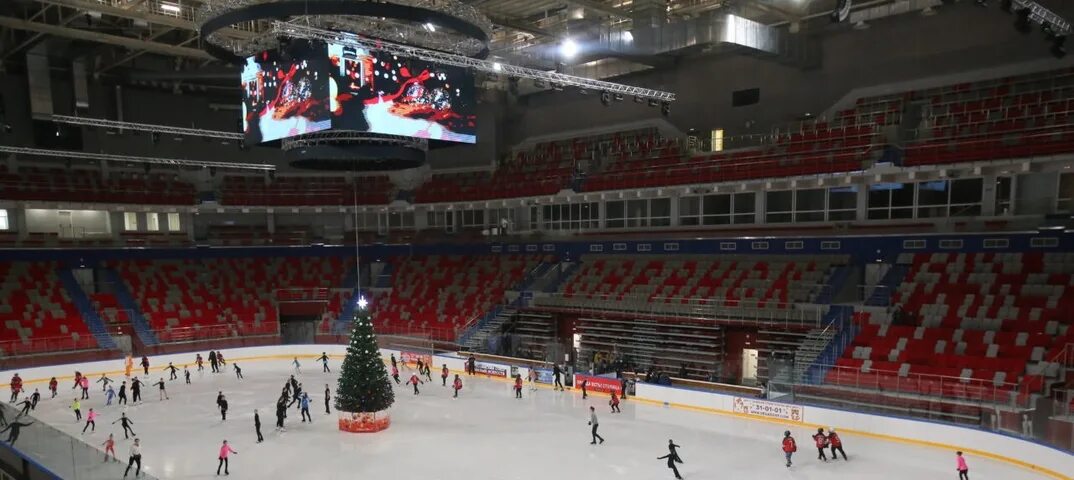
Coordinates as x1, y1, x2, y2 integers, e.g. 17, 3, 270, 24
534, 79, 546, 88
600, 91, 611, 106
552, 83, 565, 91
1042, 22, 1056, 39
633, 96, 645, 104
1000, 0, 1013, 13
613, 93, 624, 102
579, 88, 591, 95
559, 38, 579, 59
1053, 36, 1067, 58
974, 0, 987, 6
661, 101, 671, 117
1014, 8, 1032, 34
648, 98, 659, 107
492, 62, 502, 72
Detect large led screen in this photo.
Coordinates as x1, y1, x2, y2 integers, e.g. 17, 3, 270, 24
327, 42, 477, 143
241, 42, 332, 144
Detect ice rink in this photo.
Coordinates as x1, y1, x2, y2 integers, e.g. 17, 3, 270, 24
20, 357, 1050, 480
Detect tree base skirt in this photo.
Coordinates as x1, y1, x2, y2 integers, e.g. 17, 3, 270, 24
338, 410, 391, 433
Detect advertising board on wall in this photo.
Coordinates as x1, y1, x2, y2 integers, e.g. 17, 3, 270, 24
400, 351, 432, 368
474, 362, 507, 378
731, 397, 804, 423
574, 374, 622, 395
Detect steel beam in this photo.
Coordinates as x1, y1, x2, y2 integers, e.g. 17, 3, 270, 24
32, 0, 258, 38
49, 115, 243, 140
0, 16, 215, 60
564, 0, 632, 19
0, 145, 273, 170
274, 21, 677, 101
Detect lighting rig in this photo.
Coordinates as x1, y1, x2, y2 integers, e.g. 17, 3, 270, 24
991, 0, 1070, 58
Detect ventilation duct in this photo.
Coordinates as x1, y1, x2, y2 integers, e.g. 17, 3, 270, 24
26, 44, 53, 118
849, 0, 943, 24
73, 57, 90, 111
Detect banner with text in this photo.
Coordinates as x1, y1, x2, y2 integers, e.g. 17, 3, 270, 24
574, 374, 622, 395
474, 362, 508, 378
401, 351, 432, 368
731, 397, 804, 423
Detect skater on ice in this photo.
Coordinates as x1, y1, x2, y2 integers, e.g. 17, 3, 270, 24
319, 352, 331, 373
453, 374, 463, 398
441, 364, 449, 386
391, 365, 401, 384
97, 373, 113, 392
782, 431, 797, 467
956, 451, 969, 480
48, 377, 57, 398
234, 363, 243, 380
118, 381, 128, 405
656, 439, 684, 480
82, 407, 97, 433
166, 362, 179, 381
514, 374, 523, 398
610, 391, 621, 413
324, 385, 331, 414
79, 375, 90, 400
292, 357, 301, 374
105, 385, 116, 405
209, 351, 218, 373
406, 372, 424, 395
29, 389, 39, 410
140, 356, 150, 376
131, 377, 144, 403
580, 378, 588, 399
154, 378, 169, 400
196, 354, 204, 372
216, 439, 238, 476
829, 428, 847, 460
185, 366, 191, 384
528, 368, 538, 391
218, 392, 229, 421
553, 364, 564, 391
588, 406, 604, 445
102, 433, 117, 462
14, 398, 31, 417
813, 428, 828, 462
254, 410, 263, 443
114, 412, 136, 439
71, 398, 82, 421
123, 438, 142, 478
0, 420, 32, 445
8, 373, 21, 402
300, 393, 312, 422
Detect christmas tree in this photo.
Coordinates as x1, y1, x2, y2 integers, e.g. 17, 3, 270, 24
335, 301, 394, 414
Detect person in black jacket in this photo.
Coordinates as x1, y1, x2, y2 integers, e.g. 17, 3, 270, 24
657, 440, 684, 480
209, 351, 218, 373
254, 410, 263, 443
113, 413, 135, 439
553, 364, 564, 391
218, 393, 229, 421
117, 381, 128, 405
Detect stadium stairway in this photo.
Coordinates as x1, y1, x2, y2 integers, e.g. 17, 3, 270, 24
797, 305, 857, 384
55, 269, 117, 350
102, 269, 159, 346
814, 265, 852, 305
541, 262, 582, 293
866, 264, 910, 306
457, 261, 553, 346
462, 308, 516, 352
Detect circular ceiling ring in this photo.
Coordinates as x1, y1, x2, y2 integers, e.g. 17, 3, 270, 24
198, 0, 492, 63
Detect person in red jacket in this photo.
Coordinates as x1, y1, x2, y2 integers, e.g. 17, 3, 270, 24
513, 375, 523, 399
452, 374, 463, 398
782, 431, 797, 468
828, 428, 847, 460
812, 427, 829, 462
48, 378, 58, 399
609, 391, 621, 413
9, 373, 22, 402
441, 365, 450, 387
406, 373, 423, 395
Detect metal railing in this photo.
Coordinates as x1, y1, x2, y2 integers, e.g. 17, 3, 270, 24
0, 334, 101, 357
532, 293, 824, 328
155, 322, 279, 344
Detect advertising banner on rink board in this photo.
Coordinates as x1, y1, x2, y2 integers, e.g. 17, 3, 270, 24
401, 351, 432, 368
574, 374, 622, 395
731, 397, 804, 423
474, 362, 508, 378
534, 368, 554, 384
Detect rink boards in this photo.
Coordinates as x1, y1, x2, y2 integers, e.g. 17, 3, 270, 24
2, 344, 1072, 480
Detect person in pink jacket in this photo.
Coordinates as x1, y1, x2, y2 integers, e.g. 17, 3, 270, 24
81, 408, 97, 433
956, 451, 969, 480
217, 440, 238, 476
79, 376, 90, 400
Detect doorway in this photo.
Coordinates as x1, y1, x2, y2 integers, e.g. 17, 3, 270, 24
741, 348, 759, 383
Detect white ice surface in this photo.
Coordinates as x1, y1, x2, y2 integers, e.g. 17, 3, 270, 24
23, 358, 1050, 480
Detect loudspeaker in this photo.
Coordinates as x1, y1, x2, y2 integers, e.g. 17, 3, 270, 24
831, 0, 852, 23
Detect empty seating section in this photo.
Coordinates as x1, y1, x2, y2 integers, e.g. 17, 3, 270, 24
205, 225, 311, 246
833, 252, 1074, 403
903, 67, 1074, 165
221, 175, 393, 206
539, 255, 842, 317
109, 256, 349, 342
583, 126, 875, 191
91, 293, 129, 328
415, 130, 664, 202
371, 255, 544, 340
0, 262, 97, 355
0, 167, 195, 205
576, 316, 722, 380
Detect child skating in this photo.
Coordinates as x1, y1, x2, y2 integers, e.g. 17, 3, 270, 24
812, 428, 828, 462
96, 373, 113, 392
956, 451, 970, 480
102, 433, 117, 462
166, 363, 179, 381
452, 374, 463, 398
216, 439, 238, 476
71, 398, 82, 421
782, 431, 797, 467
292, 357, 301, 374
48, 377, 58, 398
391, 365, 401, 384
528, 368, 538, 391
105, 385, 116, 406
185, 367, 191, 384
610, 391, 621, 413
113, 413, 136, 439
406, 373, 424, 395
233, 364, 243, 380
81, 408, 97, 434
442, 364, 449, 386
829, 428, 847, 460
318, 352, 330, 373
514, 374, 523, 398
300, 393, 312, 423
153, 378, 169, 400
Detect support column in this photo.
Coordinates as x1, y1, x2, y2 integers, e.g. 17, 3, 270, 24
981, 174, 997, 217
856, 184, 868, 221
